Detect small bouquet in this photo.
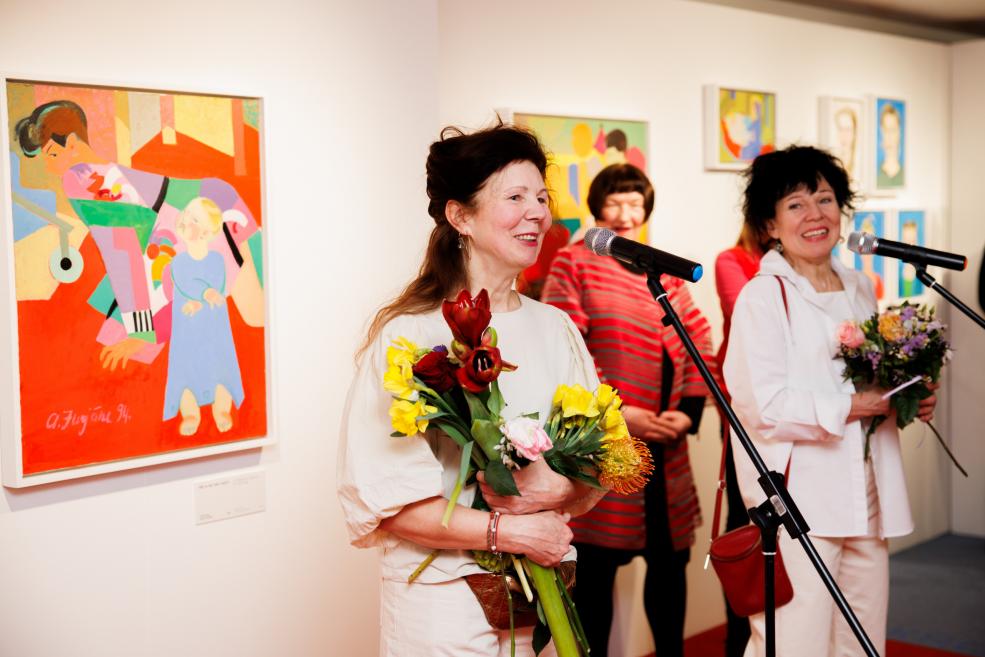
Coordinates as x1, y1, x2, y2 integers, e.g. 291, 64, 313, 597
384, 289, 653, 657
836, 302, 963, 473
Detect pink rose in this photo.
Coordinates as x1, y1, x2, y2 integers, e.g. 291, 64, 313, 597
837, 321, 865, 349
501, 417, 553, 461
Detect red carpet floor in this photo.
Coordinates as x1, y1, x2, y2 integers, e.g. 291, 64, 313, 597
636, 623, 976, 657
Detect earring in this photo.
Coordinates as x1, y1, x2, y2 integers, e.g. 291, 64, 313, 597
774, 240, 784, 253
457, 234, 465, 250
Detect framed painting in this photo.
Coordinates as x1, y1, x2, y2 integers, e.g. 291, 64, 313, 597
872, 97, 906, 194
1, 76, 271, 487
503, 110, 649, 298
703, 85, 776, 171
839, 208, 894, 305
896, 210, 927, 300
819, 96, 865, 190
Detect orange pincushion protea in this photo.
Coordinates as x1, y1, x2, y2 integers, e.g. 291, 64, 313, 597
598, 436, 654, 495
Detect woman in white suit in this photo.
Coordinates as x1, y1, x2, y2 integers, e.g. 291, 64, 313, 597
723, 145, 938, 657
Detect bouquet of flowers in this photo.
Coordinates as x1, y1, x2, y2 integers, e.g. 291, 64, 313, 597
836, 302, 963, 473
384, 289, 653, 657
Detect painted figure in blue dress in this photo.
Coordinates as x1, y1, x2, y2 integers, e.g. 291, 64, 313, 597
164, 197, 244, 435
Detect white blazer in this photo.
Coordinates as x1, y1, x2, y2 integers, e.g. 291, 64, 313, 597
723, 250, 913, 538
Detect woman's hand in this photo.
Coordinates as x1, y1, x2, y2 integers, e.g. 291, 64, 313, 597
477, 458, 574, 515
847, 389, 891, 422
622, 405, 690, 443
917, 382, 940, 422
497, 510, 572, 567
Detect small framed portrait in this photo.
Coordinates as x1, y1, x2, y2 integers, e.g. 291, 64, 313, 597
872, 97, 906, 193
819, 97, 865, 190
703, 85, 776, 171
896, 210, 927, 300
840, 208, 895, 305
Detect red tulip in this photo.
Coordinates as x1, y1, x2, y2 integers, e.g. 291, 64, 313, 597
442, 289, 492, 348
455, 345, 517, 393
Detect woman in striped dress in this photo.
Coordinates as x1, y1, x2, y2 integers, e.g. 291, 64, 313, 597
542, 164, 712, 657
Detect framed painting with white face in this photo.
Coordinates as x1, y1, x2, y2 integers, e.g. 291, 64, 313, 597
838, 208, 896, 306
703, 85, 776, 171
896, 210, 927, 300
819, 97, 865, 190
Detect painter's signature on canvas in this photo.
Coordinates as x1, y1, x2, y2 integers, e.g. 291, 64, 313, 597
45, 404, 133, 436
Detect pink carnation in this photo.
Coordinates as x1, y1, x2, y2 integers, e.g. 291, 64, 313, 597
502, 417, 553, 461
837, 321, 865, 349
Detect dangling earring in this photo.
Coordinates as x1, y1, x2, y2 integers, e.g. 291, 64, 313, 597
774, 240, 784, 253
457, 234, 465, 250
836, 234, 845, 245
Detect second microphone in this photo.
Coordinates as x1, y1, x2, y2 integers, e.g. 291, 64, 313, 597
584, 227, 704, 283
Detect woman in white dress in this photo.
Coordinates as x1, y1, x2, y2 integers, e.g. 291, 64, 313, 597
723, 145, 938, 657
338, 124, 607, 656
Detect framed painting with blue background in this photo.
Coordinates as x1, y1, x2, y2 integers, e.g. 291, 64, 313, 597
873, 97, 906, 194
839, 209, 895, 305
897, 210, 927, 299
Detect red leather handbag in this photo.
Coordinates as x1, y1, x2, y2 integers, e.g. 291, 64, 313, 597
708, 275, 794, 617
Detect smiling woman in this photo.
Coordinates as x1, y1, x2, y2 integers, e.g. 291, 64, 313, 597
723, 145, 939, 657
338, 122, 609, 657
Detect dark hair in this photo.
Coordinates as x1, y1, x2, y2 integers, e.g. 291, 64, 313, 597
741, 145, 856, 252
359, 122, 549, 357
587, 163, 655, 222
605, 129, 627, 153
15, 100, 89, 157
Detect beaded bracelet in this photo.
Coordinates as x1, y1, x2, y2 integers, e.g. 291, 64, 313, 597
486, 510, 502, 553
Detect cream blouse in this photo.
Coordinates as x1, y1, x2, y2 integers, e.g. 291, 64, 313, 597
337, 296, 600, 583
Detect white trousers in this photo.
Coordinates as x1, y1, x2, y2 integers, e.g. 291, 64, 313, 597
743, 533, 889, 657
380, 577, 559, 657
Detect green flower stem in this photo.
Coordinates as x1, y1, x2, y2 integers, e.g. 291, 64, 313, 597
407, 549, 439, 584
525, 559, 581, 657
510, 554, 533, 603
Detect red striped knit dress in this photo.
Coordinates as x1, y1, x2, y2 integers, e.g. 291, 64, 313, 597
542, 241, 713, 552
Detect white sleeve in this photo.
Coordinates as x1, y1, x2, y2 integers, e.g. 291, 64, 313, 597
336, 320, 445, 548
723, 282, 851, 442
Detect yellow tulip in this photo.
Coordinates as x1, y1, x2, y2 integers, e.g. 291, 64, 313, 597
389, 398, 437, 436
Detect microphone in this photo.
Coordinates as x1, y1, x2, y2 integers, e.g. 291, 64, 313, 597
847, 232, 967, 272
584, 227, 703, 282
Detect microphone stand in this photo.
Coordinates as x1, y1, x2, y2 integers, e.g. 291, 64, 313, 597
644, 272, 880, 657
914, 265, 985, 330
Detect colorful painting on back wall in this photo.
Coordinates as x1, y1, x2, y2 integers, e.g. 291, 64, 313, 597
510, 112, 649, 298
703, 86, 776, 171
1, 78, 270, 486
851, 209, 889, 303
897, 210, 926, 299
874, 97, 906, 192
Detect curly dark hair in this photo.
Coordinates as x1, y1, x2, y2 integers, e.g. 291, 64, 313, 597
741, 145, 856, 251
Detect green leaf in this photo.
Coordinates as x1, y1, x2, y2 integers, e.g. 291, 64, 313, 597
894, 393, 919, 427
435, 421, 469, 448
390, 431, 406, 438
472, 419, 504, 461
463, 390, 492, 422
488, 380, 505, 416
485, 460, 520, 496
522, 411, 540, 420
532, 621, 551, 656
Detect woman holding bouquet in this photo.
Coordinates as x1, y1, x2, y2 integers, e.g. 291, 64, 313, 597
722, 145, 938, 657
541, 163, 712, 657
338, 123, 607, 656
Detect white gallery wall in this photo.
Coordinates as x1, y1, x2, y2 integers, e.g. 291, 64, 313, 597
949, 39, 985, 537
0, 1, 977, 657
438, 1, 954, 655
0, 0, 439, 656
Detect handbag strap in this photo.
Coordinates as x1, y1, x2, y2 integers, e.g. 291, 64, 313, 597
711, 274, 790, 541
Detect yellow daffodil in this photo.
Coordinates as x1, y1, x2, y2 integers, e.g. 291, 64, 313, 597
552, 384, 570, 409
387, 337, 422, 369
595, 384, 620, 411
383, 362, 417, 400
598, 436, 654, 495
600, 406, 630, 442
559, 384, 599, 419
389, 398, 438, 436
